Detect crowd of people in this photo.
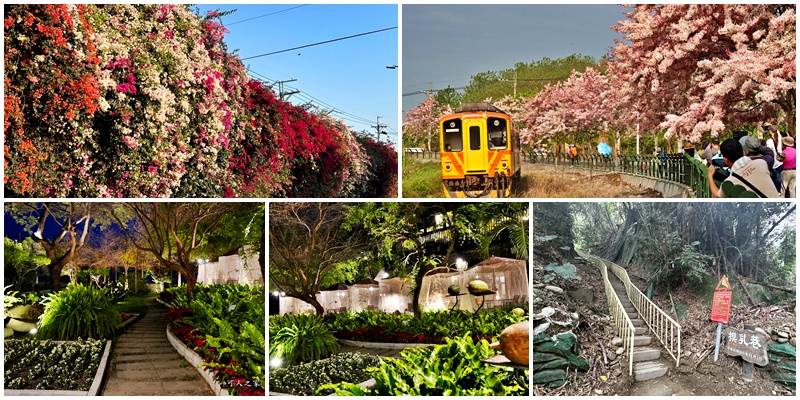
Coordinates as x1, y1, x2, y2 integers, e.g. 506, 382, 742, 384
703, 123, 795, 198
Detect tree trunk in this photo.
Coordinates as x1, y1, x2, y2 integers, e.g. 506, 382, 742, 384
259, 216, 266, 285
183, 272, 197, 296
309, 295, 325, 318
48, 262, 64, 291
411, 263, 433, 316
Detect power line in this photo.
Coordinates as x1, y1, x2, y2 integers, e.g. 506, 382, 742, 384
224, 5, 309, 26
241, 26, 397, 61
402, 86, 467, 97
247, 71, 384, 128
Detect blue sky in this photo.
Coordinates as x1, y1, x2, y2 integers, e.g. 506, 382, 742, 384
197, 4, 399, 143
402, 5, 630, 114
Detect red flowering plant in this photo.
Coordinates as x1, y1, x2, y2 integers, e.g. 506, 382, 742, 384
91, 5, 248, 197
163, 306, 192, 324
163, 285, 265, 396
4, 4, 101, 197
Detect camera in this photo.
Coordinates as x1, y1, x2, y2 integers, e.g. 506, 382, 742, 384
712, 165, 731, 182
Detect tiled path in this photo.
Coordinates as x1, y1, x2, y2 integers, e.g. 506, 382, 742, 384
102, 298, 213, 396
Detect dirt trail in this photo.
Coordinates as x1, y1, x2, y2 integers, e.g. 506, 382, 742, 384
516, 164, 662, 198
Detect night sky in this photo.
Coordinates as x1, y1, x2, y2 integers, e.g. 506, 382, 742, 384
4, 209, 100, 243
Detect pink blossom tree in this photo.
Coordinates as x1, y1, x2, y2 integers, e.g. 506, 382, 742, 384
520, 68, 622, 152
608, 4, 796, 141
403, 95, 452, 152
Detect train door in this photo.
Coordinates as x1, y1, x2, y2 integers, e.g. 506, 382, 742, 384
463, 118, 486, 173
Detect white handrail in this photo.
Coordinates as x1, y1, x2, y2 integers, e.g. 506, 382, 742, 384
578, 250, 636, 375
601, 256, 682, 366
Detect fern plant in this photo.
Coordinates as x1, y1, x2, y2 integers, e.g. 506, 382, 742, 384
38, 283, 122, 340
269, 314, 339, 366
321, 335, 528, 396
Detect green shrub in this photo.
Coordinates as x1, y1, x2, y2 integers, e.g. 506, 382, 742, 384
165, 283, 266, 392
269, 314, 339, 366
38, 283, 122, 340
269, 352, 380, 395
323, 304, 528, 343
321, 335, 528, 396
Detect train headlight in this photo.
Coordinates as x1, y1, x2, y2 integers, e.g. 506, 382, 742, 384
445, 165, 451, 171
502, 162, 507, 168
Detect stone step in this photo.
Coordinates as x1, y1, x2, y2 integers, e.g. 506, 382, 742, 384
626, 311, 640, 319
623, 306, 636, 313
619, 325, 648, 335
630, 318, 645, 327
633, 335, 652, 346
632, 347, 662, 362
634, 360, 669, 382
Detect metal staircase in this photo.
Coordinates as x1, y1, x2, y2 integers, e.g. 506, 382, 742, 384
578, 250, 681, 381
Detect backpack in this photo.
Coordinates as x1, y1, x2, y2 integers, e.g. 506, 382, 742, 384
657, 151, 667, 162
570, 147, 577, 156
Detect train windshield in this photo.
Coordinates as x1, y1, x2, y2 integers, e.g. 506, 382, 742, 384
442, 118, 462, 151
487, 117, 507, 150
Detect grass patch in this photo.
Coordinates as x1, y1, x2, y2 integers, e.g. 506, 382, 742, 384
401, 158, 441, 198
518, 169, 662, 198
113, 294, 152, 314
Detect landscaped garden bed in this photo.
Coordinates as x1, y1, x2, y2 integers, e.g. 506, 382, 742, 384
322, 304, 528, 344
163, 284, 265, 396
268, 306, 530, 396
4, 338, 111, 394
269, 353, 380, 395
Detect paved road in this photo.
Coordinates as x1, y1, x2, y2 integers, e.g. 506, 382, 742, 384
102, 299, 213, 396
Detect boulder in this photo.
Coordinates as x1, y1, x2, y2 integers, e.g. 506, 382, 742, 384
7, 305, 32, 320
611, 337, 624, 346
616, 347, 625, 355
6, 318, 37, 333
544, 285, 564, 294
778, 331, 790, 339
566, 288, 594, 303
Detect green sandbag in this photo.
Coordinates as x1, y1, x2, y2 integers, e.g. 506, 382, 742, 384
769, 342, 797, 357
534, 340, 569, 357
554, 331, 579, 353
532, 358, 569, 372
778, 362, 796, 373
532, 333, 551, 345
770, 372, 796, 386
532, 352, 564, 364
533, 369, 566, 385
570, 356, 590, 371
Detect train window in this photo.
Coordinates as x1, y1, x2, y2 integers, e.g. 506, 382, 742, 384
487, 118, 507, 150
469, 126, 481, 150
442, 118, 462, 151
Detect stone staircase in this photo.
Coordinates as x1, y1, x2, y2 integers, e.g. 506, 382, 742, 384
607, 272, 670, 382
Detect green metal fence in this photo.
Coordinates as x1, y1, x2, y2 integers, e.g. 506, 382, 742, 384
526, 152, 712, 197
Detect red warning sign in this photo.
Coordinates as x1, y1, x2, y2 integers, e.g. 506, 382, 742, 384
710, 275, 732, 324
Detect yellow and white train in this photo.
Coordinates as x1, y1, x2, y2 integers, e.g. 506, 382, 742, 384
439, 102, 521, 198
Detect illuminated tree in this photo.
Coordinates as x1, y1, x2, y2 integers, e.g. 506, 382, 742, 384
107, 202, 240, 294
5, 203, 94, 290
269, 203, 368, 317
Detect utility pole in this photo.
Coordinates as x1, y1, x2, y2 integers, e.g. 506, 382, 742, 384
275, 78, 300, 101
513, 71, 518, 97
372, 116, 387, 142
